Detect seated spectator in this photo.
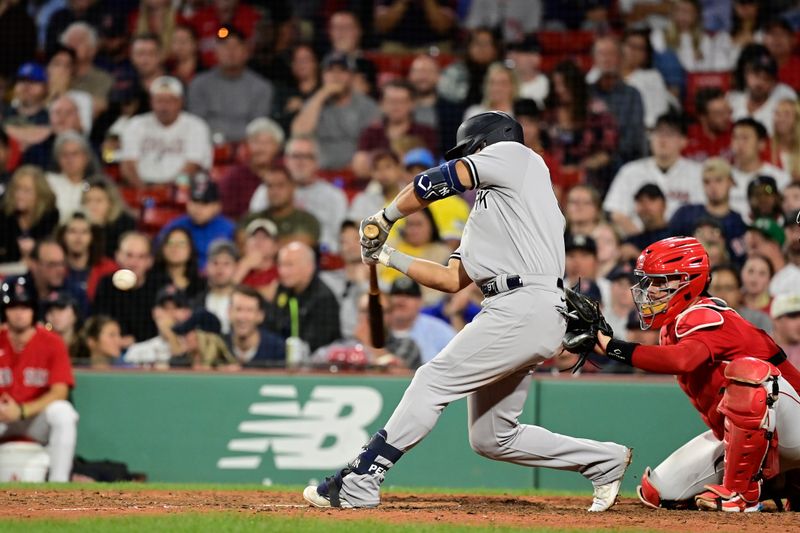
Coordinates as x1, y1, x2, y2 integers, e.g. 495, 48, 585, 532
3, 63, 49, 128
620, 185, 672, 261
0, 276, 77, 482
159, 175, 235, 270
694, 218, 731, 267
320, 221, 369, 340
422, 283, 483, 333
407, 54, 462, 151
564, 233, 609, 306
326, 11, 376, 75
730, 118, 790, 218
463, 61, 518, 121
770, 212, 800, 297
771, 293, 800, 366
224, 285, 285, 367
44, 291, 82, 357
387, 277, 455, 365
22, 238, 87, 323
0, 165, 59, 264
167, 24, 202, 85
123, 285, 192, 369
374, 0, 455, 51
81, 177, 136, 259
291, 53, 379, 170
349, 151, 405, 222
189, 0, 262, 68
438, 27, 501, 106
565, 184, 603, 236
353, 79, 438, 178
94, 231, 161, 346
506, 36, 548, 108
44, 0, 103, 55
21, 94, 83, 171
604, 113, 703, 236
245, 165, 320, 248
171, 309, 238, 370
46, 131, 97, 223
152, 227, 205, 299
0, 0, 35, 86
124, 33, 167, 116
625, 309, 659, 347
709, 263, 773, 332
44, 45, 93, 136
265, 242, 340, 353
784, 183, 800, 213
763, 17, 800, 92
513, 99, 548, 158
130, 0, 186, 52
234, 219, 279, 299
465, 0, 541, 43
57, 212, 116, 302
604, 266, 637, 342
740, 253, 774, 315
684, 88, 733, 161
60, 22, 112, 116
730, 0, 763, 61
771, 98, 800, 181
120, 76, 212, 187
748, 175, 783, 221
592, 222, 622, 279
252, 136, 347, 253
193, 239, 238, 334
188, 25, 274, 144
72, 315, 122, 369
218, 117, 284, 220
589, 35, 647, 165
273, 44, 320, 132
669, 158, 748, 263
728, 46, 797, 135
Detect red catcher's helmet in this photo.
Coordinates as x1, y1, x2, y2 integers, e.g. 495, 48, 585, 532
632, 237, 710, 330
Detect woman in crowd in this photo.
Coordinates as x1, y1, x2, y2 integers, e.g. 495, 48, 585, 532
593, 222, 622, 279
730, 0, 764, 60
620, 29, 678, 129
153, 227, 205, 299
71, 315, 123, 369
565, 184, 603, 236
130, 0, 184, 52
81, 177, 136, 258
740, 254, 774, 315
0, 165, 59, 264
463, 61, 518, 121
44, 294, 82, 356
438, 27, 502, 106
47, 131, 98, 223
771, 98, 800, 181
167, 24, 202, 85
273, 43, 320, 132
57, 212, 117, 301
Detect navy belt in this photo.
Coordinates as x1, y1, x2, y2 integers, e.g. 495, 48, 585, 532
480, 275, 564, 298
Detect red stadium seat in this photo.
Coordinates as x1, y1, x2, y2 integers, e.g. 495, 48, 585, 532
537, 31, 596, 55
685, 72, 732, 116
139, 205, 184, 235
364, 52, 455, 78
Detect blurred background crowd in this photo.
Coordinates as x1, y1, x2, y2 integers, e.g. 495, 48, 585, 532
0, 0, 799, 375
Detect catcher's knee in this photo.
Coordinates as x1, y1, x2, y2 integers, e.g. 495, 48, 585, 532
637, 467, 662, 509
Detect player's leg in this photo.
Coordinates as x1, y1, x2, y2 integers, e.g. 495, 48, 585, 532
774, 376, 800, 472
24, 400, 79, 482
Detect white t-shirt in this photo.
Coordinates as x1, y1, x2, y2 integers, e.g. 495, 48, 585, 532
519, 75, 549, 109
45, 173, 85, 224
205, 292, 231, 334
770, 263, 800, 298
124, 336, 171, 366
651, 28, 733, 72
120, 111, 212, 184
728, 84, 798, 135
603, 157, 705, 229
730, 162, 790, 220
625, 69, 679, 129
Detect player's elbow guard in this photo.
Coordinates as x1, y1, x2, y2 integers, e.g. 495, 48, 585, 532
413, 160, 464, 202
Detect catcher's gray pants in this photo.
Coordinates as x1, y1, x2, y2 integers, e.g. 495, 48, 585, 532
342, 285, 628, 506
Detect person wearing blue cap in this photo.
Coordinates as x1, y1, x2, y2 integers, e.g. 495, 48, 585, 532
348, 151, 405, 222
3, 63, 49, 127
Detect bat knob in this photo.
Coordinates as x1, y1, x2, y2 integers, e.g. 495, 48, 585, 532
363, 223, 380, 239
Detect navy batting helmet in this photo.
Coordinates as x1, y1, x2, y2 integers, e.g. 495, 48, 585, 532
445, 111, 524, 160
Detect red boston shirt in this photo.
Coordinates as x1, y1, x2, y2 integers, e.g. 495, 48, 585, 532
0, 326, 75, 404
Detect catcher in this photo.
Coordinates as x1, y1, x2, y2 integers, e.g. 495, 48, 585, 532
567, 236, 800, 512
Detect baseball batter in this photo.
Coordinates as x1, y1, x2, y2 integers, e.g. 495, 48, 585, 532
303, 112, 631, 512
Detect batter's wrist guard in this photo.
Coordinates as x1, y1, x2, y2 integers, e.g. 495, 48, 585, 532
383, 201, 403, 223
379, 246, 413, 274
606, 339, 638, 366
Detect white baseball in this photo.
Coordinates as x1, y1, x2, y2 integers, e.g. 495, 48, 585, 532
112, 269, 138, 291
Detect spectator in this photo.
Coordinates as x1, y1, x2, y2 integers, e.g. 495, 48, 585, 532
694, 218, 730, 267
218, 117, 284, 220
353, 79, 438, 178
374, 0, 455, 51
730, 118, 790, 217
0, 0, 35, 86
423, 283, 483, 333
513, 98, 552, 165
387, 276, 455, 365
327, 10, 371, 64
123, 285, 192, 369
193, 239, 238, 334
44, 291, 82, 357
589, 35, 647, 165
291, 53, 379, 170
465, 0, 542, 44
650, 0, 733, 71
593, 222, 622, 280
770, 211, 800, 297
233, 219, 279, 299
771, 99, 800, 181
0, 165, 59, 264
23, 238, 87, 324
3, 63, 50, 128
159, 174, 235, 270
60, 22, 112, 116
771, 293, 800, 366
152, 227, 205, 299
93, 231, 161, 345
506, 36, 548, 108
763, 17, 800, 92
621, 184, 672, 261
669, 158, 748, 263
224, 285, 285, 367
684, 88, 733, 161
625, 309, 659, 347
44, 45, 93, 136
320, 221, 369, 340
120, 76, 212, 187
438, 27, 501, 106
709, 263, 773, 332
740, 253, 774, 314
46, 131, 96, 223
189, 0, 261, 68
273, 44, 320, 132
265, 242, 340, 353
349, 151, 404, 222
564, 233, 609, 306
167, 24, 202, 85
730, 0, 765, 61
784, 183, 800, 213
44, 0, 102, 56
604, 112, 703, 236
188, 25, 274, 144
605, 267, 637, 342
127, 33, 166, 113
57, 212, 116, 302
131, 0, 186, 53
747, 175, 783, 221
72, 314, 122, 369
565, 184, 603, 236
21, 94, 83, 171
81, 177, 136, 259
407, 54, 462, 157
463, 61, 518, 120
171, 309, 238, 370
619, 29, 678, 129
728, 46, 797, 135
0, 276, 77, 482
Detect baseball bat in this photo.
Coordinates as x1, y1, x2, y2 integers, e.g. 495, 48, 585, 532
364, 223, 386, 349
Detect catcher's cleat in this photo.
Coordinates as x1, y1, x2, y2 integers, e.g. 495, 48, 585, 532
695, 485, 763, 513
588, 447, 633, 512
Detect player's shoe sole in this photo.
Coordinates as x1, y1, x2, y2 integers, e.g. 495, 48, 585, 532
588, 447, 633, 512
303, 485, 352, 508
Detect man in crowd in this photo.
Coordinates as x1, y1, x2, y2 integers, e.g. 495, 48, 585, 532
188, 26, 274, 143
564, 233, 609, 307
225, 285, 285, 367
349, 150, 405, 222
234, 219, 279, 298
120, 76, 212, 187
508, 36, 548, 108
763, 17, 800, 92
770, 210, 800, 297
22, 239, 88, 322
406, 53, 462, 152
604, 113, 703, 237
190, 0, 262, 68
320, 221, 369, 340
193, 239, 238, 334
3, 63, 49, 128
684, 88, 732, 161
620, 184, 671, 261
709, 264, 773, 332
21, 94, 83, 170
124, 285, 192, 369
60, 22, 112, 116
771, 293, 800, 366
0, 277, 78, 482
124, 33, 166, 115
604, 266, 637, 342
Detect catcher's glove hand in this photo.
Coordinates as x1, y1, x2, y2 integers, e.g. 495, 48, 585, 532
559, 282, 614, 372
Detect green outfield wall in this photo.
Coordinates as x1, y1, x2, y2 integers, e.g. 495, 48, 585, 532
72, 371, 708, 492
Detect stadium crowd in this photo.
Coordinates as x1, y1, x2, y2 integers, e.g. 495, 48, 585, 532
0, 0, 799, 378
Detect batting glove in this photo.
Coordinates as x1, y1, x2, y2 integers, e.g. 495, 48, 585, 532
359, 210, 393, 250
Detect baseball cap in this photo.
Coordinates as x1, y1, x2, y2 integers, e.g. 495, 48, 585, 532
513, 98, 540, 120
390, 277, 422, 298
42, 290, 77, 311
607, 264, 636, 284
189, 174, 220, 203
747, 217, 786, 247
322, 52, 356, 71
208, 238, 240, 261
770, 293, 800, 319
403, 148, 435, 169
507, 35, 541, 54
173, 309, 222, 335
565, 233, 597, 255
634, 183, 666, 202
17, 62, 46, 83
245, 218, 278, 239
149, 76, 183, 98
747, 175, 778, 197
155, 285, 189, 308
216, 24, 246, 42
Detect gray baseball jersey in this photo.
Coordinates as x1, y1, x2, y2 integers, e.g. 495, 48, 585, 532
457, 142, 565, 282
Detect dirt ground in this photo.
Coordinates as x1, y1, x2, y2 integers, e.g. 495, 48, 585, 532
1, 489, 799, 532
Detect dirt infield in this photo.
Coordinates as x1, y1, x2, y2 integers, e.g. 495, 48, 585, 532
1, 488, 799, 532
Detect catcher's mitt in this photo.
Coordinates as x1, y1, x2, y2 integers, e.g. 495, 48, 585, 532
559, 282, 614, 372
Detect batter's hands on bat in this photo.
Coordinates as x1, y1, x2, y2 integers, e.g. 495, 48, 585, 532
360, 210, 393, 262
